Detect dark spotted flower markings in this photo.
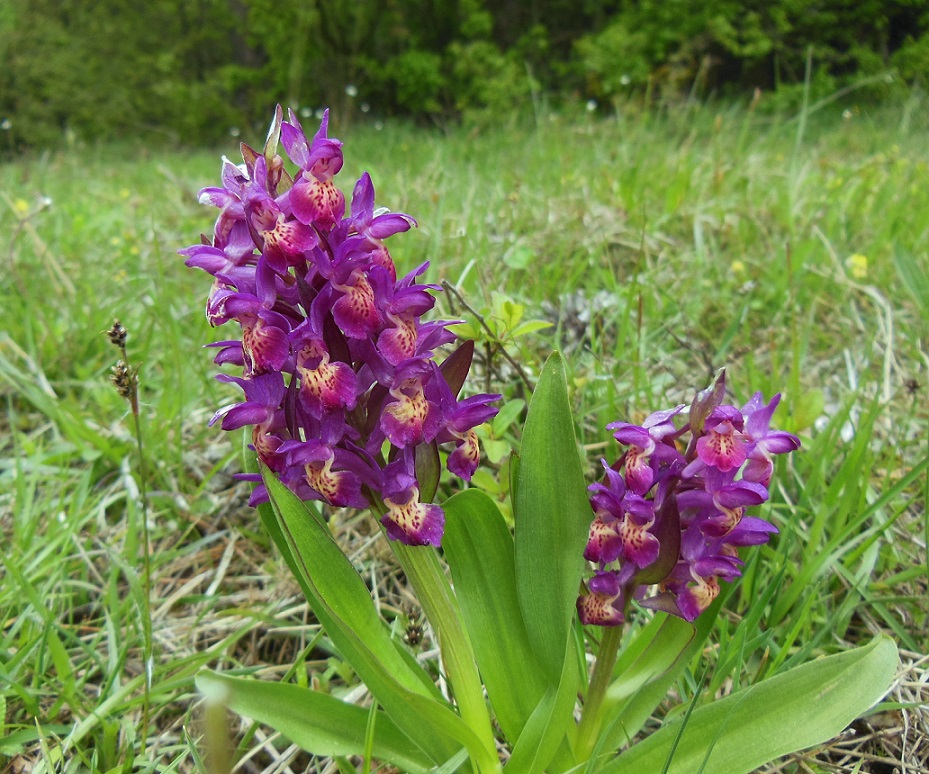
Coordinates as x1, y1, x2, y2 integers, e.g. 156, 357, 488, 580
577, 375, 800, 625
183, 106, 499, 547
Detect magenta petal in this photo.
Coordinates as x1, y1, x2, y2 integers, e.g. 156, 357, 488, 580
584, 514, 623, 563
624, 447, 655, 495
696, 429, 747, 472
381, 491, 445, 547
589, 570, 620, 596
725, 516, 778, 546
620, 515, 660, 568
281, 113, 309, 168
446, 429, 480, 481
447, 393, 501, 433
290, 178, 345, 228
304, 456, 367, 508
262, 214, 318, 265
333, 271, 382, 339
368, 212, 415, 240
675, 577, 719, 622
714, 481, 768, 509
744, 392, 779, 436
576, 584, 624, 626
377, 317, 418, 364
217, 402, 270, 430
350, 172, 375, 221
299, 355, 358, 416
760, 430, 801, 455
243, 319, 290, 375
381, 395, 435, 447
611, 424, 652, 448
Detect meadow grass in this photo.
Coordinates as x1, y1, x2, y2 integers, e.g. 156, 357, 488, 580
1, 94, 927, 771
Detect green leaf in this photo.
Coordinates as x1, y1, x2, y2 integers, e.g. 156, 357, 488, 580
482, 438, 511, 465
195, 673, 434, 774
510, 320, 554, 338
503, 243, 536, 269
605, 614, 695, 709
492, 398, 526, 437
259, 467, 466, 764
514, 352, 592, 681
893, 242, 929, 311
443, 489, 549, 743
597, 595, 723, 753
603, 635, 898, 774
506, 639, 580, 774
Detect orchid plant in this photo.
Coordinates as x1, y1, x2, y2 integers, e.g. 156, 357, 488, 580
187, 107, 897, 773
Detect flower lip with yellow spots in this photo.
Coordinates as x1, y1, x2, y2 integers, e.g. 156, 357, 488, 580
380, 458, 445, 546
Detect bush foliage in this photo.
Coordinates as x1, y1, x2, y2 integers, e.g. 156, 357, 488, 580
1, 0, 927, 148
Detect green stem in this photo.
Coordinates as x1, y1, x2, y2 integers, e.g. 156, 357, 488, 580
576, 625, 623, 762
392, 542, 501, 774
115, 336, 153, 757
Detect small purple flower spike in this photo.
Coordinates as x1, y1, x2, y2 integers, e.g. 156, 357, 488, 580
579, 372, 800, 626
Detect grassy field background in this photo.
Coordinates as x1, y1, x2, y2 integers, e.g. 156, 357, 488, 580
1, 94, 928, 771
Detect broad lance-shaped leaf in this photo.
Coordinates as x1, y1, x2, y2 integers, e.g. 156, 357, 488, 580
581, 612, 697, 765
604, 613, 694, 708
505, 638, 580, 774
514, 352, 591, 681
195, 673, 434, 774
602, 635, 898, 774
596, 590, 725, 755
259, 467, 471, 765
443, 489, 550, 744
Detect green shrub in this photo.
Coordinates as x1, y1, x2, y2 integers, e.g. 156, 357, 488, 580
387, 50, 447, 115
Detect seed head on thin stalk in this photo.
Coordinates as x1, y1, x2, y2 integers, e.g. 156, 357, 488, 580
105, 318, 153, 757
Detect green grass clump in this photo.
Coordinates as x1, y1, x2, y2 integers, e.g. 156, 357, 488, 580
1, 94, 927, 770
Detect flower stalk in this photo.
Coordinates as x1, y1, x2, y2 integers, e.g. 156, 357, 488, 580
392, 541, 501, 773
576, 623, 624, 759
106, 319, 153, 754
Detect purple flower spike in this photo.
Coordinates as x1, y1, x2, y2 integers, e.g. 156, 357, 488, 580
579, 382, 799, 627
183, 106, 499, 549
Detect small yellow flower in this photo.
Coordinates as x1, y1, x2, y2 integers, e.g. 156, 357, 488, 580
13, 198, 29, 215
846, 253, 868, 280
731, 260, 746, 275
